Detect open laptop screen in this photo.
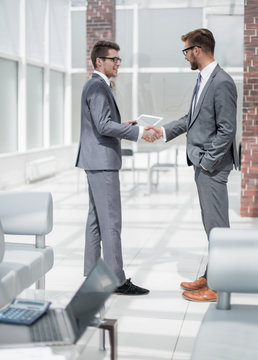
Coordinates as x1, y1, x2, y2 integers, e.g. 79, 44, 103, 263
65, 259, 119, 341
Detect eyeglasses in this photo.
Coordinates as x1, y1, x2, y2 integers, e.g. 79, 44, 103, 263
99, 56, 122, 64
182, 45, 201, 56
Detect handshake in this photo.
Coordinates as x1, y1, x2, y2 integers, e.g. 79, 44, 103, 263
142, 126, 163, 143
122, 120, 163, 143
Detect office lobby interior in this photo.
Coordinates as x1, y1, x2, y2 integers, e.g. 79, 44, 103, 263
1, 0, 258, 359
8, 155, 257, 359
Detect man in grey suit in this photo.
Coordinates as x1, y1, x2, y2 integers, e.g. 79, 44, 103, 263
76, 40, 158, 295
145, 29, 238, 301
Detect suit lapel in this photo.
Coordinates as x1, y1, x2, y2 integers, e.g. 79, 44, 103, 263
188, 85, 197, 126
93, 74, 121, 120
188, 65, 221, 128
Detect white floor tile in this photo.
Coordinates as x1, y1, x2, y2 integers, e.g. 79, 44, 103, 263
10, 165, 258, 359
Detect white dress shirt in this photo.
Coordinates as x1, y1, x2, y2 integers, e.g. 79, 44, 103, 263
193, 61, 217, 110
94, 70, 111, 86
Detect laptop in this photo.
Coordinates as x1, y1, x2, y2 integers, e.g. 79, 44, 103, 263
0, 258, 119, 347
136, 114, 163, 127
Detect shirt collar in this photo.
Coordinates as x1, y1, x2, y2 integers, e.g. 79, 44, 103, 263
94, 70, 111, 86
200, 61, 217, 80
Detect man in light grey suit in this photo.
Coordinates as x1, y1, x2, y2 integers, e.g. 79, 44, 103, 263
146, 29, 238, 302
76, 40, 158, 295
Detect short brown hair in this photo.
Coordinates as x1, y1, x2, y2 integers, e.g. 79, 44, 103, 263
91, 40, 120, 68
181, 28, 215, 55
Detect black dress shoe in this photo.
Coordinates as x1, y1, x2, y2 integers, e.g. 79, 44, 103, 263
114, 278, 150, 295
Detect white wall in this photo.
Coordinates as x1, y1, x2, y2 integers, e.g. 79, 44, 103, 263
0, 144, 78, 189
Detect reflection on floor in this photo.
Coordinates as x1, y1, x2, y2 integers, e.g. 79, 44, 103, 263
13, 162, 258, 360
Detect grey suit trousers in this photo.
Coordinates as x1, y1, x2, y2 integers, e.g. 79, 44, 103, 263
84, 170, 126, 284
194, 167, 230, 277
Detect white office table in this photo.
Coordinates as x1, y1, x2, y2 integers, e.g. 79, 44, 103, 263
134, 142, 178, 194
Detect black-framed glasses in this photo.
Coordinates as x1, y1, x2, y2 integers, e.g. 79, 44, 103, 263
182, 45, 201, 56
99, 56, 122, 64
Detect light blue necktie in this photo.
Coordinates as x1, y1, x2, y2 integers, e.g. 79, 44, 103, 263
192, 72, 202, 113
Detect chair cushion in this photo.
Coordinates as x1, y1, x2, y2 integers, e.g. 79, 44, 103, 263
0, 243, 54, 308
191, 304, 258, 360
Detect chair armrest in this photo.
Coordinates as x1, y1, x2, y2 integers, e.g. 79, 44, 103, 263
0, 192, 53, 236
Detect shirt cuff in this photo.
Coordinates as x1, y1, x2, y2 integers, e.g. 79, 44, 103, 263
161, 127, 166, 142
137, 126, 144, 141
200, 164, 208, 171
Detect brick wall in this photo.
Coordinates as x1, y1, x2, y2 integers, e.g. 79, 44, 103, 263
240, 0, 258, 217
86, 0, 116, 79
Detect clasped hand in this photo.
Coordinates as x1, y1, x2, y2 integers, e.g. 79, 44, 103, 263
142, 126, 162, 143
122, 121, 162, 143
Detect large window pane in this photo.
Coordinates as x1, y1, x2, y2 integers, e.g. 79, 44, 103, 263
139, 8, 202, 67
0, 58, 17, 153
26, 0, 46, 62
116, 10, 133, 68
71, 11, 86, 68
72, 73, 86, 143
115, 73, 133, 122
138, 72, 197, 144
27, 65, 43, 149
72, 0, 86, 6
208, 15, 244, 67
0, 0, 20, 57
50, 71, 64, 146
49, 0, 69, 68
117, 0, 195, 5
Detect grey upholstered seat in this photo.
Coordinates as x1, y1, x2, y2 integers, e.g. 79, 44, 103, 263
191, 228, 258, 360
0, 192, 54, 309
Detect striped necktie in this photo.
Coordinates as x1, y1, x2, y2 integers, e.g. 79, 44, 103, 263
192, 72, 202, 113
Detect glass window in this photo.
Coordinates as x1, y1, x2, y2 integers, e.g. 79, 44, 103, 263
116, 10, 133, 68
72, 73, 86, 143
26, 65, 43, 150
0, 58, 18, 153
26, 0, 46, 62
72, 11, 86, 68
138, 8, 203, 67
138, 72, 196, 144
115, 73, 133, 122
50, 71, 64, 146
207, 15, 244, 67
72, 0, 86, 6
117, 0, 192, 5
0, 0, 20, 57
49, 0, 69, 68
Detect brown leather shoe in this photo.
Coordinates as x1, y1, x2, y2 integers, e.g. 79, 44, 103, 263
180, 277, 207, 291
182, 287, 217, 302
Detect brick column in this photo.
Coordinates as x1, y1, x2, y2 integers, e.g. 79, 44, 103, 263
240, 0, 258, 217
86, 0, 116, 79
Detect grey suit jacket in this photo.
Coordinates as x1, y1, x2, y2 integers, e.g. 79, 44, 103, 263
76, 73, 139, 170
164, 64, 239, 173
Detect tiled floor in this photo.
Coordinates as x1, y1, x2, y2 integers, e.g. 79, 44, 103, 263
13, 148, 258, 360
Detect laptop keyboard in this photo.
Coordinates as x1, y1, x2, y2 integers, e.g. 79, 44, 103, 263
31, 310, 64, 342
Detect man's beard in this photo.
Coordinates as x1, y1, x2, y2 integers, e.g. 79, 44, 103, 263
190, 55, 198, 70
